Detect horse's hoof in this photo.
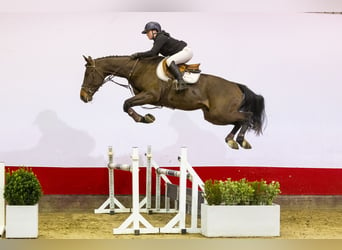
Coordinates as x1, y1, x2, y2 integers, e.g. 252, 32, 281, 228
143, 114, 155, 123
227, 139, 239, 150
241, 140, 252, 149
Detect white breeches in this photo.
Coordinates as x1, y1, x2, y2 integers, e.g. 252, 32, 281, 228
166, 47, 193, 66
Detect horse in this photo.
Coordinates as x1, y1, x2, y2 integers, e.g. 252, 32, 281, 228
80, 55, 266, 149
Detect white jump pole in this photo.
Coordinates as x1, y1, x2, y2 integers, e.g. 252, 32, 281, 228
145, 145, 152, 213
151, 159, 177, 213
113, 147, 159, 235
108, 146, 115, 214
0, 162, 5, 237
94, 147, 130, 214
186, 160, 204, 233
136, 145, 152, 213
159, 147, 188, 234
153, 162, 193, 213
183, 156, 204, 233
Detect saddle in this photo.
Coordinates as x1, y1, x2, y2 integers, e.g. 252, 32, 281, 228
162, 59, 201, 80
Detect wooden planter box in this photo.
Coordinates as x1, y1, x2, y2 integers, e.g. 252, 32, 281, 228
201, 203, 280, 237
6, 204, 39, 238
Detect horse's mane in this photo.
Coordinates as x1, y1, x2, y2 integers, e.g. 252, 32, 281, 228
95, 55, 127, 61
95, 55, 163, 64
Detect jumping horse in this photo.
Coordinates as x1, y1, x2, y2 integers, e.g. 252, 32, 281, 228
80, 55, 266, 149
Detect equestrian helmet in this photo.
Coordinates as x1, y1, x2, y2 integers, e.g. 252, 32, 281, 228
142, 21, 161, 34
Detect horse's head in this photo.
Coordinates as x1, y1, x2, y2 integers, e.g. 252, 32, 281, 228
80, 55, 105, 103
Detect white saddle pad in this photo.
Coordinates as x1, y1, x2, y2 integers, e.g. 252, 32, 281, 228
156, 60, 200, 84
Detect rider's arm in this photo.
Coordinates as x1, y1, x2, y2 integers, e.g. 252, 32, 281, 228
135, 34, 168, 58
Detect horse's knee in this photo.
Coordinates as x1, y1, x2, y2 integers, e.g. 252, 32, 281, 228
123, 100, 131, 112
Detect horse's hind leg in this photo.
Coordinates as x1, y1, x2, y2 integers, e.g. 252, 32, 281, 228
224, 111, 253, 150
236, 123, 252, 149
225, 124, 241, 150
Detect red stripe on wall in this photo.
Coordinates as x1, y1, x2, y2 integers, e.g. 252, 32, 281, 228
5, 166, 342, 195
193, 167, 342, 195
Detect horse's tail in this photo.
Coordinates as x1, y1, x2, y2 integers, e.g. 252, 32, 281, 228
237, 84, 266, 135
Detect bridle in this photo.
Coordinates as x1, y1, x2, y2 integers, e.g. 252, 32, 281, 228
81, 58, 139, 96
81, 58, 160, 109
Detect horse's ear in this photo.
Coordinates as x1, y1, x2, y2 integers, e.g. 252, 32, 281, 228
83, 55, 94, 66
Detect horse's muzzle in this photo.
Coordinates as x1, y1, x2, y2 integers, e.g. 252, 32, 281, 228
80, 89, 92, 103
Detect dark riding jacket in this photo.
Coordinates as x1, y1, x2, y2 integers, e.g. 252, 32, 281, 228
136, 31, 187, 58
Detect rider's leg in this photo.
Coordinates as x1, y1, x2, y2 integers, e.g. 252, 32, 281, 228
168, 61, 187, 91
166, 47, 193, 91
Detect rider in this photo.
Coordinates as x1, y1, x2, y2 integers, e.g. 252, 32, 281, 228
131, 21, 193, 91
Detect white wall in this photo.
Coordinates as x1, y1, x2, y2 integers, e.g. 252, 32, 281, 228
1, 5, 342, 167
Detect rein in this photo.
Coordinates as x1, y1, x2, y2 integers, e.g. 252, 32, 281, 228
85, 58, 140, 96
104, 58, 140, 95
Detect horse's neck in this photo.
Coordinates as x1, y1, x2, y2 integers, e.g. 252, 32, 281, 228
99, 56, 160, 83
98, 56, 132, 79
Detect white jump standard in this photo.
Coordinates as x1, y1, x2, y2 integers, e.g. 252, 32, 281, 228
104, 146, 204, 235
159, 147, 193, 234
112, 147, 159, 235
94, 146, 130, 214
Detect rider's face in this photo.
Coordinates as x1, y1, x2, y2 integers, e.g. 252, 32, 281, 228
146, 30, 157, 40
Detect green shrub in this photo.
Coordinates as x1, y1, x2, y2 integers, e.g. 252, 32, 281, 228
249, 180, 281, 205
4, 168, 43, 205
203, 178, 281, 206
221, 178, 254, 205
203, 179, 223, 205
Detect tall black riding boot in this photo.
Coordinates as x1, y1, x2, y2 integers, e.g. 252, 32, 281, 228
168, 61, 188, 91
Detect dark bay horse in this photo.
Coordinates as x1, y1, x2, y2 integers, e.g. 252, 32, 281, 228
80, 55, 265, 149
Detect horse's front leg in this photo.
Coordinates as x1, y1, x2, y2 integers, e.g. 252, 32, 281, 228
123, 92, 156, 123
126, 107, 155, 123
